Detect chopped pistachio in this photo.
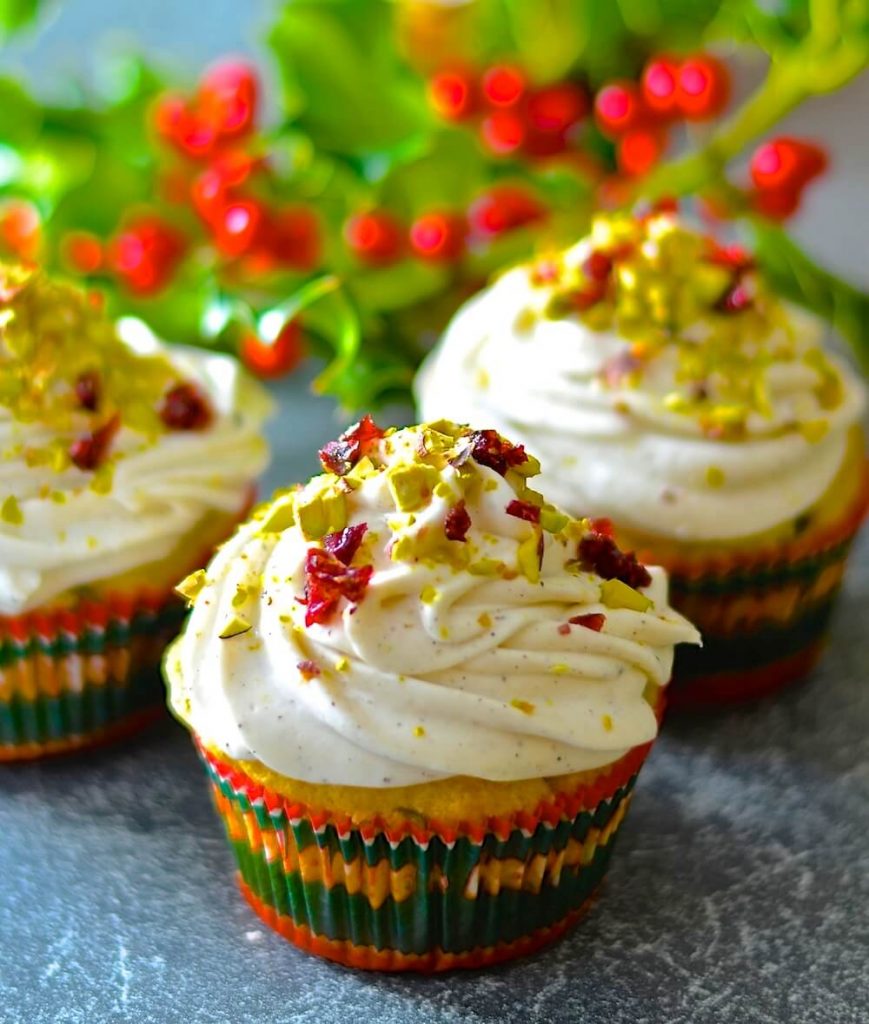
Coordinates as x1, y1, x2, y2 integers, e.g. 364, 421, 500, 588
260, 499, 295, 533
413, 725, 426, 738
295, 484, 347, 540
175, 569, 208, 603
540, 506, 569, 533
799, 420, 828, 444
510, 698, 536, 715
511, 453, 541, 478
517, 532, 542, 584
387, 463, 440, 512
468, 558, 504, 576
600, 579, 653, 612
218, 615, 252, 640
1, 495, 23, 525
420, 585, 439, 604
705, 465, 725, 488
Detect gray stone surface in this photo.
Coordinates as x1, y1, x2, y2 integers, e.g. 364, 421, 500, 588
1, 372, 867, 1024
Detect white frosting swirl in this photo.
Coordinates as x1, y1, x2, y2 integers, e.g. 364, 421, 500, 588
416, 249, 866, 542
0, 322, 272, 614
167, 426, 699, 787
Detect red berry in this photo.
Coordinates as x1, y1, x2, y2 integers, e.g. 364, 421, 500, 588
108, 216, 186, 295
468, 185, 545, 236
480, 109, 526, 154
617, 127, 666, 176
303, 548, 373, 627
481, 64, 526, 107
641, 57, 680, 118
578, 532, 651, 589
526, 83, 587, 133
676, 55, 729, 121
198, 60, 259, 138
212, 199, 263, 258
409, 211, 466, 262
241, 321, 304, 379
749, 137, 828, 191
0, 201, 40, 261
467, 430, 529, 476
265, 206, 321, 271
344, 211, 403, 265
569, 613, 606, 632
594, 81, 641, 137
153, 94, 187, 141
428, 68, 476, 121
69, 414, 120, 471
62, 232, 103, 274
160, 382, 213, 431
751, 186, 802, 221
583, 250, 612, 282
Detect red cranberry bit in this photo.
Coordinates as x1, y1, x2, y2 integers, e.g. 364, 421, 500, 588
322, 523, 368, 565
583, 250, 612, 282
591, 517, 614, 537
160, 382, 213, 431
468, 429, 529, 477
74, 370, 101, 411
578, 533, 651, 589
69, 414, 120, 471
557, 623, 571, 636
303, 548, 373, 627
318, 415, 385, 476
716, 281, 753, 314
506, 499, 541, 524
444, 500, 471, 542
569, 613, 606, 631
297, 660, 321, 680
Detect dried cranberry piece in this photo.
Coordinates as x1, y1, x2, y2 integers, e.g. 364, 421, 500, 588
557, 623, 571, 636
468, 429, 529, 476
590, 517, 614, 538
69, 414, 120, 471
444, 500, 471, 541
583, 250, 612, 282
160, 382, 213, 430
506, 499, 541, 524
297, 660, 321, 680
303, 548, 373, 627
74, 370, 101, 411
322, 523, 367, 565
578, 532, 651, 589
569, 613, 606, 631
318, 414, 385, 476
715, 281, 753, 314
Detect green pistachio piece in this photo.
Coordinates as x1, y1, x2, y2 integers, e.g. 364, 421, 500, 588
517, 532, 541, 584
539, 506, 569, 533
387, 463, 440, 512
600, 579, 653, 612
511, 453, 541, 478
218, 615, 252, 640
295, 485, 347, 540
260, 499, 295, 533
175, 568, 208, 604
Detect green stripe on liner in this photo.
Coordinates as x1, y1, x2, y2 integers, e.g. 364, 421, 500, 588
0, 603, 185, 668
670, 538, 852, 597
673, 591, 837, 683
223, 807, 626, 957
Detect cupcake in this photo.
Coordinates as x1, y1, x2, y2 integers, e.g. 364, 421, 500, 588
0, 263, 271, 759
166, 418, 699, 971
416, 211, 868, 707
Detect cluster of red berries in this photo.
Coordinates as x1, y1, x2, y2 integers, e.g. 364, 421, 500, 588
303, 533, 373, 626
748, 137, 828, 220
343, 182, 546, 269
428, 63, 588, 160
318, 415, 386, 476
578, 529, 651, 590
595, 54, 730, 176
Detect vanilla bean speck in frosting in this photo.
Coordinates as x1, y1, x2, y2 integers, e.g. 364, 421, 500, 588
0, 263, 272, 613
166, 419, 699, 787
416, 211, 866, 541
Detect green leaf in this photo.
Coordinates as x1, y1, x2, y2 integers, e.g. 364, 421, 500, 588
269, 0, 428, 155
0, 0, 41, 38
752, 221, 869, 373
0, 77, 41, 147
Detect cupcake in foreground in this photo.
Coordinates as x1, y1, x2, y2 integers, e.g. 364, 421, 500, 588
416, 211, 868, 707
166, 418, 698, 971
0, 263, 271, 760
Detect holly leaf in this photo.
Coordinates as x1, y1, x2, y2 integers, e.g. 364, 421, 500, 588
0, 0, 42, 38
752, 221, 869, 373
269, 0, 428, 155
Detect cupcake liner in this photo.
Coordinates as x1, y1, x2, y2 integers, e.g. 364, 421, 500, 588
0, 590, 188, 760
197, 740, 652, 972
644, 463, 869, 707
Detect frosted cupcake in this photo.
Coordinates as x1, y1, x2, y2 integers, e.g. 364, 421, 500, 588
166, 418, 698, 971
0, 263, 270, 759
416, 211, 867, 706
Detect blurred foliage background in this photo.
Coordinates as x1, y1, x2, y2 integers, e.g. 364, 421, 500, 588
0, 0, 867, 410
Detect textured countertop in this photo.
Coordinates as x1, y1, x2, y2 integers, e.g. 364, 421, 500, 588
1, 374, 867, 1024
